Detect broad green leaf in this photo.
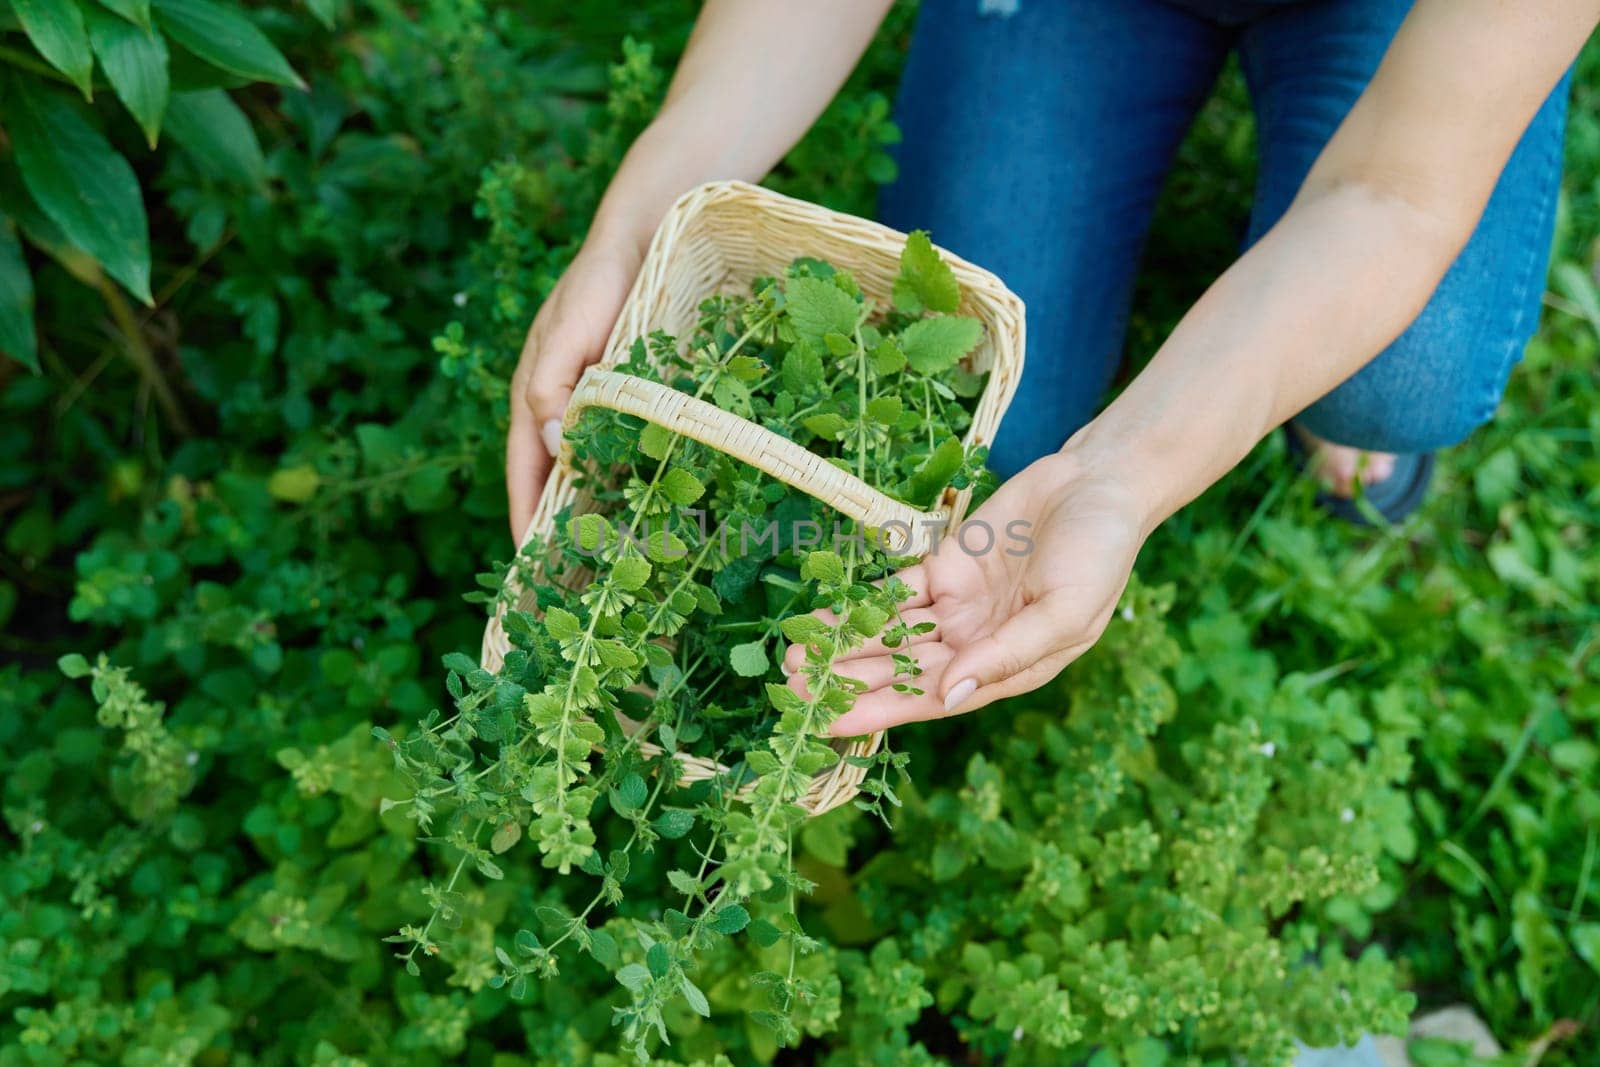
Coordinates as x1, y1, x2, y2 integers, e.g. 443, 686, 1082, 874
85, 4, 168, 147
785, 276, 858, 349
709, 903, 749, 934
900, 315, 984, 375
907, 436, 965, 507
1573, 923, 1600, 974
0, 161, 104, 287
164, 89, 264, 185
153, 0, 303, 87
95, 0, 152, 28
638, 422, 673, 461
7, 80, 152, 303
679, 976, 710, 1018
587, 928, 619, 969
653, 808, 694, 839
0, 221, 38, 372
306, 0, 336, 28
729, 640, 768, 678
659, 467, 704, 507
800, 550, 844, 585
543, 607, 581, 642
266, 465, 320, 503
894, 229, 961, 314
615, 963, 650, 992
612, 773, 647, 812
13, 0, 95, 99
489, 821, 521, 854
609, 554, 651, 592
801, 412, 849, 441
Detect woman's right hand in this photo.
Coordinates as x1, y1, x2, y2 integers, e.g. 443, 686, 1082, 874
506, 241, 643, 543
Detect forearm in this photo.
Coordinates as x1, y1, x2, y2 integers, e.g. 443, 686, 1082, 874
1067, 181, 1467, 532
589, 0, 895, 257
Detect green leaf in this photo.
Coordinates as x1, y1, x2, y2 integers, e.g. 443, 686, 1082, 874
900, 315, 983, 375
306, 0, 336, 29
645, 942, 670, 979
13, 0, 95, 99
680, 976, 711, 1018
747, 919, 783, 948
639, 422, 673, 461
745, 750, 780, 776
802, 412, 849, 441
610, 554, 651, 592
95, 0, 152, 28
612, 773, 648, 813
587, 928, 619, 969
866, 395, 902, 425
266, 464, 320, 503
893, 230, 961, 315
57, 653, 93, 678
0, 221, 37, 372
7, 80, 152, 303
729, 640, 768, 678
666, 869, 699, 896
162, 89, 264, 185
544, 607, 581, 642
615, 962, 650, 992
709, 903, 749, 934
490, 821, 521, 854
780, 614, 830, 645
653, 808, 694, 839
781, 345, 823, 396
85, 3, 168, 147
152, 0, 303, 87
800, 550, 844, 585
659, 467, 705, 507
1573, 924, 1600, 974
907, 437, 965, 507
785, 276, 858, 349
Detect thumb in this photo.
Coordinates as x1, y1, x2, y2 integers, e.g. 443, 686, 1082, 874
938, 595, 1081, 713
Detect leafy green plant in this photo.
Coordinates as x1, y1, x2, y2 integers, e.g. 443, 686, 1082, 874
385, 237, 995, 1059
0, 0, 304, 373
3, 0, 1597, 1062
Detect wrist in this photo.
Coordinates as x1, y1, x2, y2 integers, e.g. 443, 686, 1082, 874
1054, 418, 1180, 540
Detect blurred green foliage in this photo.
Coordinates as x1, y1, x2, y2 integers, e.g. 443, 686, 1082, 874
1, 1, 1596, 1064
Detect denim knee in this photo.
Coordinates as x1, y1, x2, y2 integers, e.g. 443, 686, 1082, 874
1296, 327, 1522, 455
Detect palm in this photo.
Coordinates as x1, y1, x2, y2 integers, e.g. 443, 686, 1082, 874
783, 453, 1147, 735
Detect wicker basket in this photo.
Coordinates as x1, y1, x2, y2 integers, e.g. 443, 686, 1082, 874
481, 179, 1024, 815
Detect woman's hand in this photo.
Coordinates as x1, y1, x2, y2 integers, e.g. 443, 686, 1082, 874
506, 242, 642, 543
782, 449, 1153, 736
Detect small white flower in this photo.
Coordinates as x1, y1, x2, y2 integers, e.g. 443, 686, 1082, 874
1340, 808, 1355, 823
452, 291, 468, 307
30, 820, 44, 834
1012, 1025, 1025, 1041
1120, 605, 1134, 622
186, 751, 200, 767
1258, 742, 1276, 758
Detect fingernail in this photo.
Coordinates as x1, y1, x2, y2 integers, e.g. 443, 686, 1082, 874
944, 677, 977, 713
541, 419, 562, 457
780, 660, 794, 678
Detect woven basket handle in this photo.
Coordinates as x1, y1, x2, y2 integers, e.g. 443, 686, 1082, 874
562, 369, 942, 555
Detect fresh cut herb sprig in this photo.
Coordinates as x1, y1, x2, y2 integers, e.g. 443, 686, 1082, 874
380, 232, 995, 1058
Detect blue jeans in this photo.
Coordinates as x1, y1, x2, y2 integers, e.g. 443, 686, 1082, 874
881, 0, 1571, 478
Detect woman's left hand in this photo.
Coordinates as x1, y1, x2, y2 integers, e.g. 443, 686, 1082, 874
781, 449, 1152, 736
